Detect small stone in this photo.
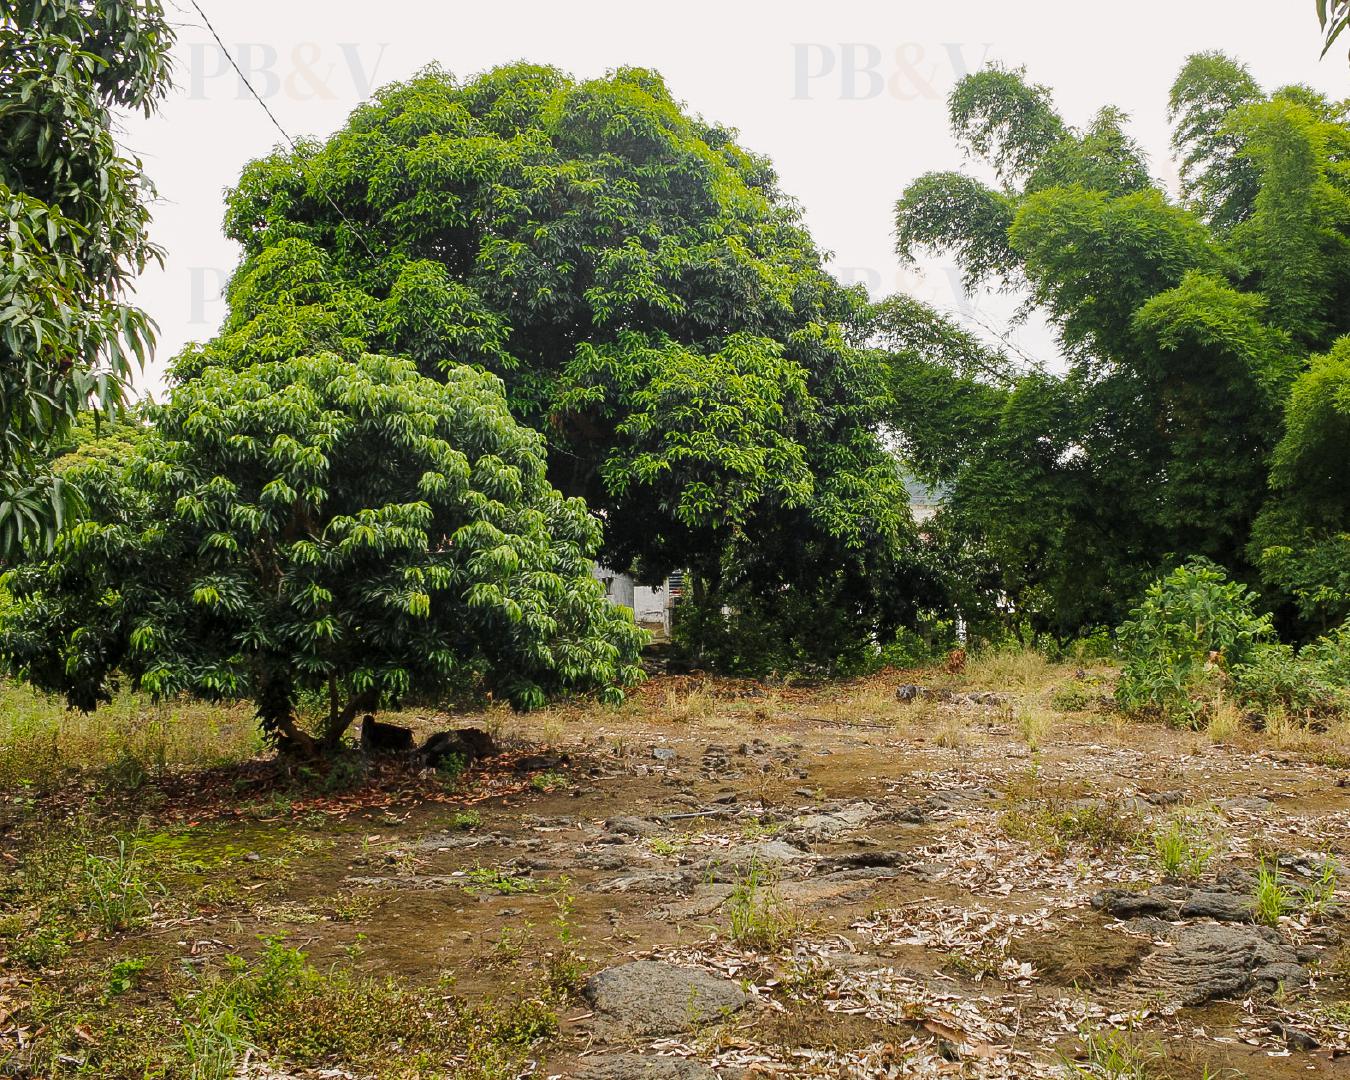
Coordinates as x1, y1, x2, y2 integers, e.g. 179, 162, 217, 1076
1091, 888, 1179, 920
606, 815, 661, 838
1269, 1022, 1318, 1051
651, 747, 677, 762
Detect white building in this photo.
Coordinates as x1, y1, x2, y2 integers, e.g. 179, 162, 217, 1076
592, 565, 682, 638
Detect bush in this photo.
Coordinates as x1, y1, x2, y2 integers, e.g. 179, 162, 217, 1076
1232, 621, 1350, 719
1116, 559, 1273, 724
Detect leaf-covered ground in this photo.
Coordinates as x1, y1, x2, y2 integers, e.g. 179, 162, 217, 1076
1, 654, 1348, 1078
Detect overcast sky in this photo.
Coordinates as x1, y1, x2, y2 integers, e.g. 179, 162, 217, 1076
117, 0, 1347, 394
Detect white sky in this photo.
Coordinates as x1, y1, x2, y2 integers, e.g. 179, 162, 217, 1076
118, 0, 1348, 395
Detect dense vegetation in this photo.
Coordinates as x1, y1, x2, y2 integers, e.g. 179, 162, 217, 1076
192, 63, 930, 675
892, 56, 1350, 641
1, 3, 1348, 732
0, 352, 645, 754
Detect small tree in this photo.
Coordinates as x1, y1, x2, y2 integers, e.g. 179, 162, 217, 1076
0, 352, 645, 754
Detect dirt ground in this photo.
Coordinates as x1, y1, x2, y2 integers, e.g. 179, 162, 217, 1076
2, 658, 1349, 1078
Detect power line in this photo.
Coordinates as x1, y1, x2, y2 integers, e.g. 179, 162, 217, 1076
182, 0, 377, 260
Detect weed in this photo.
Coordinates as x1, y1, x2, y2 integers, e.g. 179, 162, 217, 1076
83, 836, 157, 932
1150, 814, 1216, 882
1299, 858, 1339, 915
662, 684, 716, 723
544, 886, 586, 998
448, 809, 482, 831
963, 647, 1055, 692
182, 993, 250, 1080
436, 753, 470, 787
1001, 788, 1141, 855
462, 867, 537, 896
649, 836, 685, 857
739, 816, 783, 840
104, 955, 150, 998
1205, 703, 1241, 742
725, 861, 798, 951
488, 927, 528, 967
1253, 859, 1290, 926
1063, 1026, 1156, 1079
1017, 706, 1053, 750
529, 771, 568, 793
1051, 679, 1101, 712
777, 958, 833, 1000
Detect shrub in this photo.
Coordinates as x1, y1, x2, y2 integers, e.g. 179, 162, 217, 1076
1232, 620, 1350, 719
1116, 559, 1273, 724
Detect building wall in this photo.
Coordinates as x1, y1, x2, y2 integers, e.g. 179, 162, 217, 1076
593, 564, 673, 638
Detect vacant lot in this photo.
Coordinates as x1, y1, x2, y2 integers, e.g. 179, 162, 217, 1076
1, 653, 1348, 1078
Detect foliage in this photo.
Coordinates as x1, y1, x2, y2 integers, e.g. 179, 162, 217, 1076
1253, 859, 1290, 926
0, 352, 645, 753
201, 62, 922, 673
1232, 619, 1350, 718
1251, 336, 1350, 628
0, 0, 173, 555
1116, 559, 1273, 724
1151, 814, 1216, 881
1319, 0, 1350, 59
890, 57, 1350, 637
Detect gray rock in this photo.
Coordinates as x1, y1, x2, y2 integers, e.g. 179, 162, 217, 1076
1179, 890, 1252, 923
790, 801, 882, 841
1094, 884, 1254, 924
577, 1054, 718, 1080
1091, 888, 1179, 919
1134, 923, 1307, 1005
697, 839, 807, 881
606, 815, 663, 839
582, 960, 748, 1035
595, 870, 691, 895
1269, 1022, 1319, 1052
652, 747, 678, 762
815, 850, 916, 873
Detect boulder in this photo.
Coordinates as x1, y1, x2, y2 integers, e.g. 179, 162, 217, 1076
577, 1054, 718, 1079
582, 960, 748, 1035
420, 727, 496, 769
1134, 922, 1307, 1005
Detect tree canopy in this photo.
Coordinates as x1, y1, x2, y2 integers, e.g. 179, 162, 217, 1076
192, 62, 923, 672
0, 0, 173, 555
891, 56, 1350, 636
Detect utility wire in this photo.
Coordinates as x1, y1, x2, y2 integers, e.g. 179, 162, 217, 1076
182, 0, 378, 259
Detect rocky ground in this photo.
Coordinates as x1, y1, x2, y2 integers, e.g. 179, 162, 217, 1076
2, 660, 1349, 1078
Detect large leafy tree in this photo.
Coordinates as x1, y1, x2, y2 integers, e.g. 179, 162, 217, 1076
891, 58, 1350, 635
0, 352, 645, 754
196, 63, 920, 670
0, 0, 172, 554
1250, 336, 1350, 631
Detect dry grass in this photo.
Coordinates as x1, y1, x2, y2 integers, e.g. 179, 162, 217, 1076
1205, 702, 1241, 743
658, 682, 718, 724
961, 647, 1060, 692
0, 681, 261, 792
1016, 706, 1054, 751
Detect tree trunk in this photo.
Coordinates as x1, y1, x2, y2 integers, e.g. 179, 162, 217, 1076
320, 685, 380, 751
